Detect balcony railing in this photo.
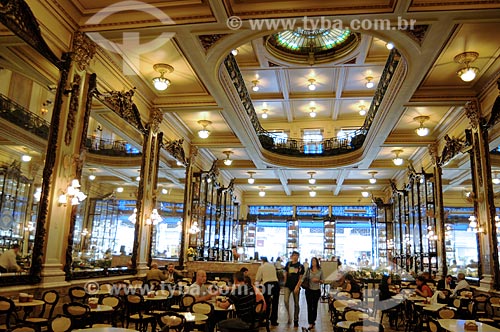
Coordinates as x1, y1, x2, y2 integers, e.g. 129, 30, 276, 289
0, 93, 50, 139
85, 137, 142, 157
224, 49, 401, 157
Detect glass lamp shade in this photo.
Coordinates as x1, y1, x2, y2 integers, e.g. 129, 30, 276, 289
393, 157, 404, 166
369, 178, 377, 184
21, 154, 32, 162
248, 177, 255, 184
458, 67, 478, 82
365, 81, 374, 88
89, 174, 96, 181
252, 85, 259, 92
308, 82, 316, 91
152, 77, 171, 91
493, 178, 500, 185
198, 129, 210, 139
309, 190, 316, 197
309, 110, 317, 118
361, 191, 370, 198
262, 112, 268, 119
223, 158, 233, 166
416, 126, 430, 136
259, 190, 266, 197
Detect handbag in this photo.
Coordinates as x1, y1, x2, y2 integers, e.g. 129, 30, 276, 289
301, 270, 311, 290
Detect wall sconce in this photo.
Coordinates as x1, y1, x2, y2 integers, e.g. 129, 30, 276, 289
146, 208, 163, 226
365, 76, 374, 88
309, 186, 317, 197
261, 109, 268, 119
58, 179, 87, 206
454, 51, 479, 82
368, 171, 378, 184
307, 171, 316, 184
392, 149, 404, 166
40, 100, 52, 115
358, 105, 367, 116
247, 171, 255, 184
223, 150, 233, 166
251, 80, 260, 92
152, 63, 174, 91
468, 215, 484, 233
414, 115, 430, 137
308, 78, 317, 91
309, 107, 317, 118
197, 120, 212, 139
189, 221, 201, 234
258, 186, 266, 197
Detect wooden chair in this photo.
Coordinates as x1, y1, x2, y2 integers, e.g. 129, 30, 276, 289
100, 295, 123, 326
437, 307, 456, 319
8, 324, 37, 332
191, 301, 214, 332
125, 294, 156, 332
254, 299, 270, 332
47, 315, 72, 332
25, 290, 59, 331
156, 311, 185, 332
0, 296, 16, 332
62, 302, 91, 330
349, 320, 384, 332
68, 286, 87, 303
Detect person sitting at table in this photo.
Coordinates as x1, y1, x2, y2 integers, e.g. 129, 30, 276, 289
164, 263, 182, 283
451, 273, 470, 297
217, 271, 257, 332
378, 275, 401, 328
0, 244, 22, 273
344, 273, 361, 293
146, 263, 166, 281
188, 269, 219, 302
437, 275, 456, 291
415, 275, 433, 298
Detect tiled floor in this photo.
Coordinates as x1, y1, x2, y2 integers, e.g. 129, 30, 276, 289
270, 289, 398, 332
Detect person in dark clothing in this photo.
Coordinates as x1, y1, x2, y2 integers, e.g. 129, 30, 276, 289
378, 275, 402, 328
218, 271, 257, 332
284, 250, 304, 327
437, 275, 456, 290
344, 273, 361, 293
379, 275, 398, 301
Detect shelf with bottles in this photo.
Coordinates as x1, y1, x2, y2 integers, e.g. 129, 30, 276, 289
287, 219, 299, 249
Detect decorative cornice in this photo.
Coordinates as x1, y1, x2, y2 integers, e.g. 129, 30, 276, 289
162, 138, 187, 165
71, 31, 97, 72
439, 134, 465, 167
465, 100, 481, 129
198, 34, 228, 51
64, 74, 81, 146
149, 108, 163, 134
401, 25, 429, 46
428, 142, 439, 166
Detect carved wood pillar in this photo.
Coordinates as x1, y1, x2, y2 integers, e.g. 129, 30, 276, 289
465, 100, 499, 290
429, 143, 447, 278
132, 109, 163, 271
180, 148, 197, 265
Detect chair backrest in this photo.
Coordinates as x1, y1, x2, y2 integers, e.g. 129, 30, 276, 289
131, 279, 144, 287
180, 294, 195, 310
101, 295, 121, 310
148, 279, 162, 291
9, 325, 37, 332
39, 290, 60, 319
437, 307, 456, 319
0, 296, 16, 330
156, 289, 170, 297
426, 318, 442, 332
68, 286, 87, 303
49, 315, 72, 332
344, 309, 365, 321
99, 283, 113, 294
126, 294, 147, 317
157, 311, 185, 332
337, 291, 352, 299
191, 301, 214, 316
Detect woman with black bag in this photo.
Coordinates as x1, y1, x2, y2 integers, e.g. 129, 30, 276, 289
300, 257, 324, 330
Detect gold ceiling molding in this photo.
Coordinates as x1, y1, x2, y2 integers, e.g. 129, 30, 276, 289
223, 0, 396, 18
401, 24, 430, 46
409, 0, 500, 11
198, 34, 229, 51
70, 31, 96, 72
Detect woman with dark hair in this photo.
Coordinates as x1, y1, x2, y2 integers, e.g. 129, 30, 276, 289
378, 275, 400, 328
301, 257, 323, 330
415, 275, 433, 298
344, 273, 361, 293
379, 275, 398, 301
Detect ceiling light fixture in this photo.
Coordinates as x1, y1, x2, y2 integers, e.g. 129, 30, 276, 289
361, 191, 370, 198
161, 188, 169, 195
392, 149, 404, 166
368, 171, 378, 184
385, 42, 394, 50
223, 150, 233, 166
152, 63, 174, 91
454, 51, 480, 82
493, 172, 500, 185
251, 80, 260, 92
309, 186, 317, 197
197, 120, 212, 139
262, 109, 269, 119
88, 169, 96, 181
116, 187, 124, 193
21, 154, 32, 162
414, 115, 430, 137
307, 171, 316, 185
308, 78, 317, 91
309, 107, 317, 118
247, 171, 255, 184
231, 49, 239, 56
365, 76, 374, 89
258, 186, 266, 197
358, 105, 367, 116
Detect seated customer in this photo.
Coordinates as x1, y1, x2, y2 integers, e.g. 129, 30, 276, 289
451, 273, 470, 297
188, 269, 219, 302
146, 263, 166, 281
344, 273, 361, 293
164, 263, 182, 283
218, 271, 257, 332
415, 275, 433, 298
437, 275, 456, 290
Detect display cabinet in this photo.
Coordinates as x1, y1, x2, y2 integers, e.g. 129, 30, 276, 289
286, 219, 299, 255
375, 203, 393, 267
323, 218, 335, 259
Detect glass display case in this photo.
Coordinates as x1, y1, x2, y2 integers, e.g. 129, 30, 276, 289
324, 218, 335, 259
286, 218, 299, 256
375, 203, 393, 267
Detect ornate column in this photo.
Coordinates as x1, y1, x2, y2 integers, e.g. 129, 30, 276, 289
465, 99, 499, 290
180, 148, 197, 265
428, 143, 447, 278
132, 109, 163, 272
39, 33, 96, 284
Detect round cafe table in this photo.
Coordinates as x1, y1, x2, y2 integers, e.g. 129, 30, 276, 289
438, 319, 500, 332
13, 299, 45, 320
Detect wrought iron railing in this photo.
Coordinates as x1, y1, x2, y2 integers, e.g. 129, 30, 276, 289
0, 93, 50, 139
224, 49, 401, 157
85, 137, 142, 157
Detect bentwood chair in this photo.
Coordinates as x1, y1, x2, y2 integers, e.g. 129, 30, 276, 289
25, 290, 60, 331
191, 301, 214, 332
125, 294, 156, 332
62, 302, 91, 330
349, 320, 385, 332
68, 286, 87, 303
8, 324, 37, 332
0, 296, 16, 332
156, 311, 185, 332
47, 315, 72, 332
